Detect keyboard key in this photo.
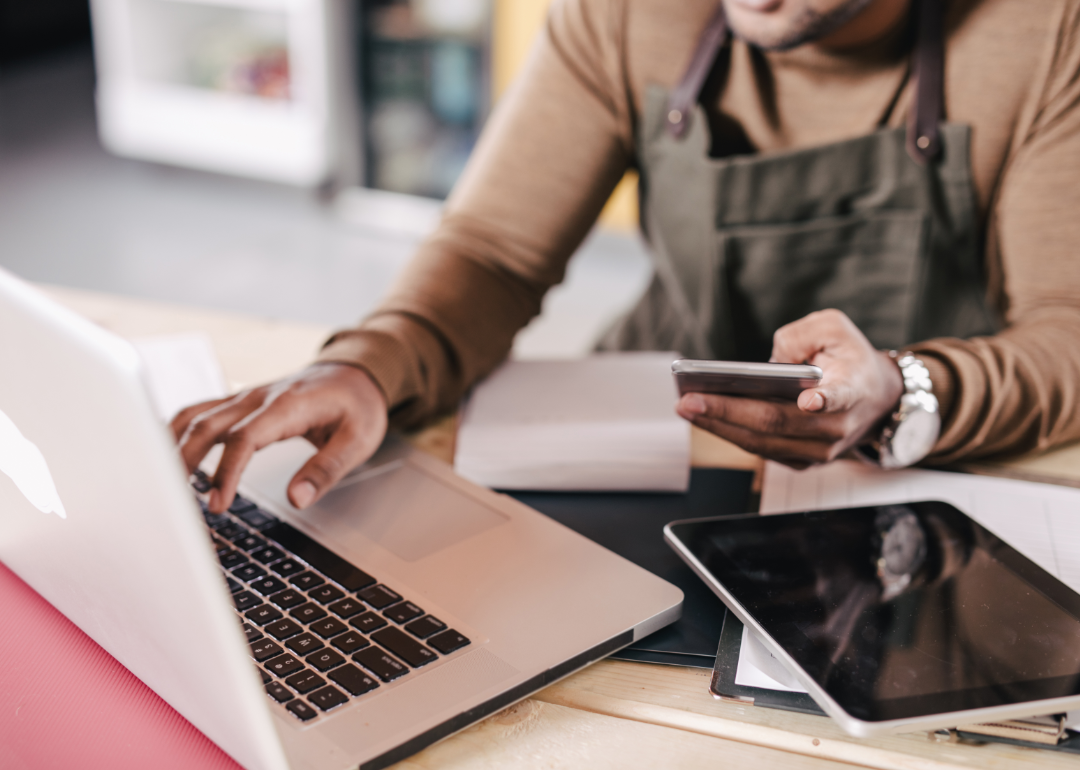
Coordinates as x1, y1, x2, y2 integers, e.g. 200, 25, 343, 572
260, 669, 272, 685
285, 670, 325, 694
250, 576, 287, 596
328, 664, 379, 697
384, 602, 423, 625
286, 699, 318, 721
229, 496, 256, 514
308, 686, 348, 712
372, 627, 437, 668
266, 682, 293, 703
232, 564, 267, 583
214, 539, 232, 555
290, 603, 327, 624
264, 619, 304, 641
328, 598, 364, 619
250, 639, 284, 662
309, 585, 344, 605
309, 618, 348, 639
271, 560, 305, 578
306, 648, 346, 672
428, 629, 471, 655
330, 631, 370, 655
265, 654, 304, 678
262, 523, 376, 591
251, 546, 285, 565
217, 523, 246, 541
226, 577, 243, 594
205, 512, 231, 530
219, 551, 247, 570
245, 605, 284, 626
358, 585, 400, 610
242, 623, 263, 643
350, 613, 387, 634
233, 534, 267, 552
269, 589, 306, 609
405, 616, 446, 639
192, 472, 212, 493
286, 633, 324, 656
232, 591, 260, 611
236, 508, 275, 530
353, 647, 408, 682
289, 572, 325, 591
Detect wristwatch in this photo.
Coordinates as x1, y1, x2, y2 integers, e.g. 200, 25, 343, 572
860, 352, 940, 470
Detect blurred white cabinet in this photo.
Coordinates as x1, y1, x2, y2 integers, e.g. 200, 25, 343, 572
91, 0, 357, 186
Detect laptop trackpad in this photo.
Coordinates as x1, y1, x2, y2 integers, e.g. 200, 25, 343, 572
312, 463, 508, 562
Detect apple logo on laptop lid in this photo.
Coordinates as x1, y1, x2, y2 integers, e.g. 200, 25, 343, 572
0, 407, 67, 519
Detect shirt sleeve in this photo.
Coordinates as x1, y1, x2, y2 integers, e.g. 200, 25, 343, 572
911, 0, 1080, 463
317, 0, 635, 428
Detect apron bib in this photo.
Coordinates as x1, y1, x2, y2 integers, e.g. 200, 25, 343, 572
600, 0, 999, 361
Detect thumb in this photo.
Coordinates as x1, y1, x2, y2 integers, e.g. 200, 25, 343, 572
797, 378, 858, 414
287, 427, 371, 508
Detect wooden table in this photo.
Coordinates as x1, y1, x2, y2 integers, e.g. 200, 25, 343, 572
42, 284, 1080, 770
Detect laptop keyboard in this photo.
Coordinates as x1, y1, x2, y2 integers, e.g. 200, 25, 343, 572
192, 472, 472, 723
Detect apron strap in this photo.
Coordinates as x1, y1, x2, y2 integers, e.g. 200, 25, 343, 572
665, 4, 729, 139
666, 0, 946, 165
907, 0, 944, 164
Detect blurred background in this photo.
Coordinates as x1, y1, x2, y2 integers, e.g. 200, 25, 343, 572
0, 0, 650, 358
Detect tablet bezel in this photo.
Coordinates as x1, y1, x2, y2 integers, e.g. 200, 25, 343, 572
664, 505, 1080, 736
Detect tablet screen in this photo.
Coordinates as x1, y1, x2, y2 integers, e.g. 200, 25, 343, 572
669, 502, 1080, 722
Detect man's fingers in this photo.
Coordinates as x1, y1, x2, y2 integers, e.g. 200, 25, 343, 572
205, 392, 320, 512
171, 397, 232, 441
288, 425, 376, 509
677, 392, 848, 441
770, 308, 856, 364
686, 410, 843, 464
177, 391, 265, 474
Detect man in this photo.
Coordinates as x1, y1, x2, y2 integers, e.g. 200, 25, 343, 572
175, 0, 1080, 514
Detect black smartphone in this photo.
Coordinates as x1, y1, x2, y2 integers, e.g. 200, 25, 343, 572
671, 359, 822, 401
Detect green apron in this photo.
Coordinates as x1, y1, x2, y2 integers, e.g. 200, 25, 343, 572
600, 0, 999, 361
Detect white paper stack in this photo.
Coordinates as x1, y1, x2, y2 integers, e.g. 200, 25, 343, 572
454, 353, 690, 492
131, 333, 228, 423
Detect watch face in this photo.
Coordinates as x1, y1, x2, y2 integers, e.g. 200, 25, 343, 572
887, 392, 940, 467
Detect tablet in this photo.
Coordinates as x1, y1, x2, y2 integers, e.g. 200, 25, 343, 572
665, 501, 1080, 736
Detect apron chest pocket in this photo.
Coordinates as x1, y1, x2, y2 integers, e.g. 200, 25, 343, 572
715, 209, 926, 361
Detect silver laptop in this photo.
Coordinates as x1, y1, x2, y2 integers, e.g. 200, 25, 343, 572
0, 268, 683, 770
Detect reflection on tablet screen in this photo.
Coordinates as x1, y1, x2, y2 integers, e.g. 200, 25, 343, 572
673, 501, 1080, 722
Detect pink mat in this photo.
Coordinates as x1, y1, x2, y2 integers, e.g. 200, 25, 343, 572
0, 560, 242, 770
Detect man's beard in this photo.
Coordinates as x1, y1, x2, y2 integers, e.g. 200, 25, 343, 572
725, 0, 880, 51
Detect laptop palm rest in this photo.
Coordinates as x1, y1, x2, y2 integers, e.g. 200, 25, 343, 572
313, 463, 508, 562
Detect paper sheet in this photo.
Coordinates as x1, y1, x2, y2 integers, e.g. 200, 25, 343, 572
735, 459, 1080, 725
131, 333, 228, 423
455, 353, 690, 491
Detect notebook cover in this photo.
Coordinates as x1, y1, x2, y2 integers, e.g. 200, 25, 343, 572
509, 468, 754, 668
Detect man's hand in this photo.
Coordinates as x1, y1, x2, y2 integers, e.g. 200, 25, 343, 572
675, 309, 904, 468
171, 363, 388, 513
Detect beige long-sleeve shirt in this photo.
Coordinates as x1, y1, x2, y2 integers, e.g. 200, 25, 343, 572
319, 0, 1080, 463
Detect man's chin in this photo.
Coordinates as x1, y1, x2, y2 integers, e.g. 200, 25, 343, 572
723, 0, 878, 52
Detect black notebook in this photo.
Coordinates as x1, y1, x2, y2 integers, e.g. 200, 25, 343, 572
508, 468, 753, 668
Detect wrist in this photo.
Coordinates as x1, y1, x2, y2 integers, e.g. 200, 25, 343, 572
860, 352, 941, 469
